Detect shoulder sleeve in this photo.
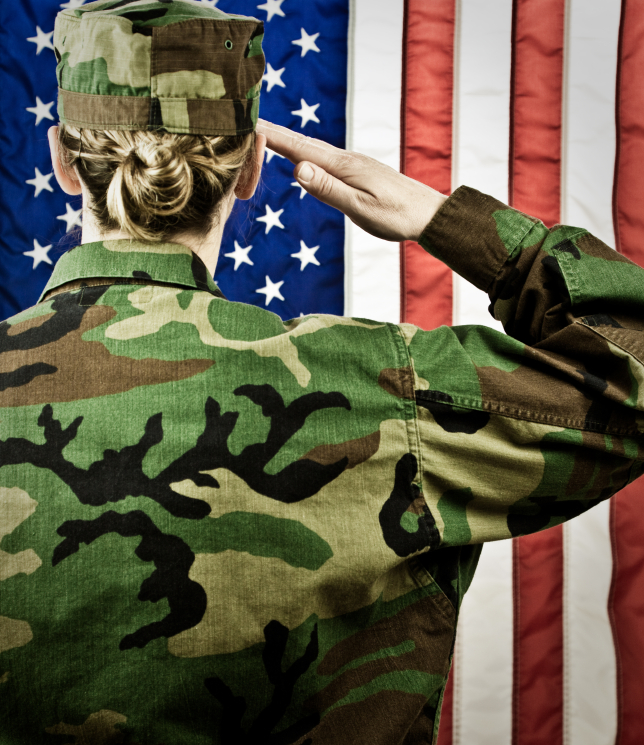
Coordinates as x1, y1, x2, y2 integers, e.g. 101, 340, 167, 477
403, 185, 644, 546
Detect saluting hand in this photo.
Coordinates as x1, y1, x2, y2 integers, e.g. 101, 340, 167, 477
257, 119, 448, 244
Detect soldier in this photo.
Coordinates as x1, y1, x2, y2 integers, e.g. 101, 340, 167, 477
1, 1, 643, 743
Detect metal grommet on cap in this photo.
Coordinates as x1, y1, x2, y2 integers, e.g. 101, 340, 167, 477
225, 39, 233, 50
248, 39, 252, 49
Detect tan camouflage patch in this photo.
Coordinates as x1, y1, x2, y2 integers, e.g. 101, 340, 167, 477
60, 15, 151, 89
158, 98, 190, 132
0, 550, 41, 582
0, 486, 42, 594
45, 710, 127, 745
0, 672, 8, 684
418, 410, 558, 542
0, 616, 33, 654
153, 70, 226, 100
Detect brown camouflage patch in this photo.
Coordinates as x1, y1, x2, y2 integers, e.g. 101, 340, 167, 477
6, 313, 55, 336
153, 20, 264, 100
576, 233, 635, 263
378, 366, 415, 400
295, 690, 429, 745
185, 98, 249, 134
0, 305, 213, 406
59, 88, 150, 129
301, 430, 381, 470
309, 592, 454, 713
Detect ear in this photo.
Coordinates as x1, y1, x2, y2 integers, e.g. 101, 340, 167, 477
48, 126, 83, 196
234, 132, 266, 200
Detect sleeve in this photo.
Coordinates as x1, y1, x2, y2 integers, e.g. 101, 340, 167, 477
403, 185, 644, 546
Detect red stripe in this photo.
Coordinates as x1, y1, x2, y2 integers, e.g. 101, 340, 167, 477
512, 529, 564, 744
509, 1, 565, 743
613, 0, 644, 263
609, 483, 644, 744
611, 5, 644, 742
436, 665, 454, 745
400, 0, 454, 330
509, 0, 565, 227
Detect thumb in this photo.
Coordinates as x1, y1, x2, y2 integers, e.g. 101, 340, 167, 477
294, 161, 356, 212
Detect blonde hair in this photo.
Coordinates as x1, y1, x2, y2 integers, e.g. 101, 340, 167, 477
58, 126, 256, 242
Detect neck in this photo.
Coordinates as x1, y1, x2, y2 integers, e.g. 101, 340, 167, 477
79, 194, 235, 278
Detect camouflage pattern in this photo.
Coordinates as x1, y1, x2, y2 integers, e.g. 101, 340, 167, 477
2, 185, 644, 743
54, 0, 265, 135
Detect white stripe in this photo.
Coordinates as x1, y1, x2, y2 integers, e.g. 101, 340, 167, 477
561, 5, 620, 743
344, 0, 403, 322
451, 0, 507, 335
451, 2, 514, 743
561, 0, 620, 248
563, 505, 617, 745
453, 541, 514, 745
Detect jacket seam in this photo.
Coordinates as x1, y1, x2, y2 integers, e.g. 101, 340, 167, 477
416, 389, 644, 439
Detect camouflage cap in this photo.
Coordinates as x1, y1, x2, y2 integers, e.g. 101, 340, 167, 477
53, 0, 265, 135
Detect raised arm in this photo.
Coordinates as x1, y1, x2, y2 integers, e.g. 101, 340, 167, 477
259, 119, 644, 545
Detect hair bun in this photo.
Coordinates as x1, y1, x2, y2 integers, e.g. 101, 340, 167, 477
59, 126, 256, 242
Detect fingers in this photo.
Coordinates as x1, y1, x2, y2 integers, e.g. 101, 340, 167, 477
293, 160, 357, 213
257, 119, 353, 176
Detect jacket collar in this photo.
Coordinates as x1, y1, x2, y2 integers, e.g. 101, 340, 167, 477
40, 239, 224, 301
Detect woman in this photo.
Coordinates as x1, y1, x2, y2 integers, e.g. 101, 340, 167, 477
1, 1, 643, 743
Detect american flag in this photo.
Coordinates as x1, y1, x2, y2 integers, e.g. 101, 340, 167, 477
2, 0, 644, 743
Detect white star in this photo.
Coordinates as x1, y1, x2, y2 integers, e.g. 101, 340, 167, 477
292, 28, 320, 57
263, 63, 286, 92
291, 240, 320, 271
26, 167, 54, 197
224, 240, 254, 270
291, 99, 320, 128
27, 27, 54, 55
256, 275, 285, 306
256, 204, 285, 234
290, 181, 307, 199
60, 0, 87, 8
197, 0, 220, 6
24, 239, 53, 270
57, 202, 83, 233
266, 149, 285, 163
26, 96, 55, 126
257, 0, 285, 21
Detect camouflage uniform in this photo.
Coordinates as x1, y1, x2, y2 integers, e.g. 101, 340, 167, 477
54, 0, 265, 135
2, 184, 643, 743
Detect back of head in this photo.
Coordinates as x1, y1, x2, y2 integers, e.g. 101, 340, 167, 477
53, 0, 266, 242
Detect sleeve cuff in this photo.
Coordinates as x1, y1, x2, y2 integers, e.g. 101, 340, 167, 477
416, 185, 531, 293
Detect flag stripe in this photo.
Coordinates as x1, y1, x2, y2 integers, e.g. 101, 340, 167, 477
454, 541, 514, 745
509, 0, 565, 227
400, 0, 454, 331
344, 0, 403, 322
449, 1, 513, 743
513, 530, 565, 745
613, 0, 644, 262
610, 2, 644, 740
564, 505, 617, 745
509, 3, 566, 742
561, 4, 620, 743
436, 661, 454, 745
610, 484, 644, 744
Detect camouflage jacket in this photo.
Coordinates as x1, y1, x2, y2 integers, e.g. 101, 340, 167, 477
2, 186, 644, 744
